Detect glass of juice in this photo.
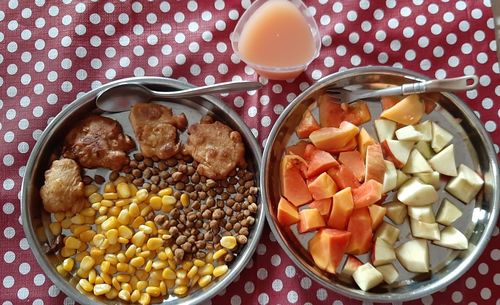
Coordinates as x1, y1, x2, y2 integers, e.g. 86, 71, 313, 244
231, 0, 321, 80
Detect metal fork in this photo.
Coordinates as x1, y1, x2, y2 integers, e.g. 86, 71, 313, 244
325, 75, 479, 104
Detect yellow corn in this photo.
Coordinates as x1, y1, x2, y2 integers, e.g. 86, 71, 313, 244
144, 259, 153, 272
139, 224, 153, 235
114, 176, 128, 185
104, 254, 118, 265
62, 257, 74, 272
95, 275, 104, 284
80, 207, 95, 217
130, 256, 145, 268
130, 289, 141, 302
167, 259, 176, 270
213, 265, 228, 277
60, 247, 76, 258
173, 285, 188, 296
90, 247, 104, 258
79, 279, 94, 292
85, 184, 99, 197
220, 236, 237, 250
128, 202, 140, 217
54, 212, 65, 222
138, 292, 151, 305
117, 252, 127, 263
106, 229, 119, 245
93, 283, 111, 296
116, 199, 130, 207
70, 214, 85, 225
75, 251, 89, 262
116, 226, 132, 240
116, 263, 128, 272
146, 237, 163, 251
108, 206, 121, 217
125, 244, 137, 259
80, 230, 96, 243
131, 216, 145, 229
162, 268, 176, 280
145, 286, 161, 297
80, 256, 95, 272
56, 264, 67, 276
187, 265, 198, 279
104, 182, 116, 193
136, 280, 148, 291
134, 189, 148, 202
92, 233, 106, 248
101, 272, 112, 285
140, 206, 153, 217
175, 277, 189, 287
73, 224, 90, 236
88, 269, 97, 284
117, 182, 131, 199
105, 288, 118, 300
95, 215, 107, 225
118, 289, 131, 302
101, 260, 111, 273
98, 206, 108, 215
205, 252, 214, 263
111, 277, 121, 290
161, 195, 176, 206
190, 274, 200, 287
61, 218, 72, 229
176, 269, 187, 280
131, 231, 146, 247
76, 268, 89, 279
180, 193, 190, 207
158, 187, 173, 196
91, 202, 101, 210
157, 251, 168, 261
213, 248, 227, 260
182, 261, 193, 271
198, 274, 212, 287
165, 247, 174, 260
116, 274, 131, 282
121, 283, 132, 293
128, 183, 138, 197
149, 196, 162, 210
194, 259, 205, 267
103, 192, 118, 200
165, 279, 175, 289
160, 280, 167, 296
101, 216, 119, 231
198, 263, 214, 276
117, 209, 130, 225
137, 250, 151, 259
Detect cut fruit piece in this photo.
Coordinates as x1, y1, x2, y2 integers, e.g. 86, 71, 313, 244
308, 229, 352, 274
318, 95, 372, 127
395, 125, 424, 141
309, 121, 360, 153
281, 155, 312, 206
368, 204, 387, 230
376, 264, 399, 285
309, 198, 332, 220
296, 109, 320, 138
407, 205, 435, 223
358, 128, 377, 160
410, 219, 441, 240
445, 164, 484, 204
381, 95, 401, 111
341, 255, 363, 278
433, 226, 468, 250
402, 149, 433, 174
374, 222, 400, 245
397, 178, 438, 206
415, 120, 433, 142
396, 239, 430, 273
352, 263, 384, 291
304, 145, 339, 178
380, 94, 425, 125
372, 237, 396, 266
428, 144, 457, 176
328, 165, 360, 190
277, 197, 300, 226
286, 140, 309, 158
327, 137, 358, 153
415, 140, 434, 159
328, 187, 354, 230
414, 171, 440, 189
346, 207, 373, 255
365, 144, 385, 184
381, 140, 414, 168
374, 119, 397, 142
382, 160, 397, 193
436, 198, 463, 226
352, 179, 383, 209
396, 170, 411, 188
431, 122, 453, 153
298, 208, 326, 233
307, 172, 337, 200
384, 201, 407, 225
338, 151, 365, 182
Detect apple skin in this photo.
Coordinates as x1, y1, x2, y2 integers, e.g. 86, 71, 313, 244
396, 239, 430, 273
397, 178, 438, 206
352, 263, 384, 291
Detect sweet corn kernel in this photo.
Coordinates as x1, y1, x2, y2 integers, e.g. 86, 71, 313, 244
95, 276, 104, 284
157, 251, 168, 261
101, 216, 119, 231
165, 279, 175, 289
198, 263, 214, 276
107, 206, 121, 217
139, 224, 153, 234
180, 193, 190, 207
56, 264, 67, 276
70, 214, 85, 225
90, 247, 104, 258
130, 289, 141, 302
103, 192, 118, 200
198, 274, 212, 287
106, 229, 119, 245
125, 244, 137, 259
80, 207, 96, 217
117, 252, 127, 263
213, 248, 227, 260
136, 280, 148, 291
131, 231, 146, 247
152, 260, 167, 270
145, 286, 161, 297
117, 209, 130, 225
160, 281, 167, 296
128, 202, 140, 217
49, 222, 61, 235
101, 261, 111, 273
144, 260, 153, 273
137, 250, 151, 259
213, 265, 228, 277
84, 216, 95, 224
91, 202, 101, 210
93, 283, 111, 296
118, 289, 131, 302
161, 195, 176, 206
79, 279, 94, 292
76, 251, 89, 262
140, 206, 152, 217
85, 185, 99, 197
98, 206, 108, 215
72, 224, 91, 236
130, 257, 145, 268
190, 274, 200, 288
138, 292, 151, 305
80, 256, 95, 272
115, 199, 130, 207
165, 248, 174, 260
92, 234, 106, 248
76, 268, 89, 279
114, 176, 128, 185
176, 269, 187, 280
187, 265, 198, 279
205, 252, 214, 263
220, 236, 237, 250
78, 242, 88, 252
158, 188, 173, 196
117, 226, 132, 240
193, 259, 205, 267
60, 247, 76, 258
100, 200, 114, 208
117, 182, 131, 199
62, 257, 74, 272
173, 285, 188, 296
95, 215, 107, 225
118, 237, 128, 244
88, 269, 97, 284
133, 188, 148, 202
105, 288, 118, 300
61, 218, 72, 229
116, 263, 128, 272
104, 253, 118, 265
54, 212, 65, 222
149, 196, 162, 210
80, 230, 96, 243
121, 283, 132, 293
167, 259, 176, 270
146, 237, 163, 250
111, 277, 121, 290
104, 182, 116, 193
116, 274, 131, 283
162, 268, 176, 280
101, 272, 112, 285
131, 216, 145, 229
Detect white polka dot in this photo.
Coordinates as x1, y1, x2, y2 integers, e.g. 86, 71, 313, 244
215, 20, 226, 31
388, 18, 399, 29
332, 2, 343, 13
451, 291, 463, 303
361, 21, 372, 32
3, 276, 14, 288
351, 55, 361, 66
19, 262, 30, 275
459, 20, 470, 32
257, 268, 268, 280
316, 288, 328, 300
285, 265, 296, 278
272, 279, 282, 291
202, 31, 213, 42
322, 35, 332, 47
4, 251, 15, 263
471, 8, 483, 19
287, 290, 298, 303
378, 52, 389, 64
244, 281, 254, 293
4, 227, 15, 239
485, 121, 496, 132
258, 293, 269, 305
48, 285, 60, 297
477, 52, 488, 64
480, 287, 491, 299
478, 262, 489, 274
373, 9, 384, 20
433, 46, 444, 58
33, 273, 45, 286
446, 33, 457, 45
465, 276, 476, 289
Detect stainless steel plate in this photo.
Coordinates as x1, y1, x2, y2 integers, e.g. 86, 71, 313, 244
21, 76, 265, 305
261, 66, 499, 302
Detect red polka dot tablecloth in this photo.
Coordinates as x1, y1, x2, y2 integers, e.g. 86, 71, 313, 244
1, 1, 499, 304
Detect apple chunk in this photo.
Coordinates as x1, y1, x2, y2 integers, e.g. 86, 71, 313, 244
396, 170, 410, 188
382, 160, 397, 193
445, 164, 484, 204
372, 238, 396, 266
402, 149, 433, 174
407, 205, 435, 223
428, 144, 457, 176
384, 201, 407, 225
374, 119, 396, 142
376, 264, 399, 284
431, 122, 453, 153
340, 255, 363, 279
436, 198, 463, 226
415, 120, 433, 142
375, 222, 400, 245
433, 226, 468, 250
414, 171, 440, 189
397, 178, 438, 206
396, 239, 430, 273
382, 140, 413, 168
352, 263, 384, 291
410, 219, 440, 241
415, 140, 434, 159
395, 125, 423, 141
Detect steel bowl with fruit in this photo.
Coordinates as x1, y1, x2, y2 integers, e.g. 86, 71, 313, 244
261, 66, 499, 302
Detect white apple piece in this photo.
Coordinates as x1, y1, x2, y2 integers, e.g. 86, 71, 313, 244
415, 140, 434, 159
402, 149, 433, 174
352, 263, 384, 291
372, 238, 396, 266
396, 170, 411, 188
375, 119, 397, 142
408, 205, 436, 223
433, 226, 468, 250
428, 144, 457, 176
396, 239, 430, 273
436, 198, 463, 226
382, 160, 397, 193
397, 178, 438, 206
410, 219, 441, 240
384, 201, 407, 225
395, 125, 424, 141
375, 222, 400, 245
446, 164, 484, 204
415, 120, 433, 142
431, 122, 453, 153
376, 264, 399, 285
415, 171, 440, 189
382, 140, 414, 168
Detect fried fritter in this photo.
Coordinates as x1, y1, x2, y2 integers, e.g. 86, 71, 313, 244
184, 116, 246, 180
40, 158, 86, 213
63, 115, 135, 170
129, 103, 187, 160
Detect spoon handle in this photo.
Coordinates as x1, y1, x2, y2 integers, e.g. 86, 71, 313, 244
151, 81, 262, 98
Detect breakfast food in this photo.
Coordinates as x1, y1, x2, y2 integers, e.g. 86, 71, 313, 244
40, 158, 87, 213
278, 93, 484, 291
129, 103, 187, 160
63, 115, 135, 170
184, 116, 246, 180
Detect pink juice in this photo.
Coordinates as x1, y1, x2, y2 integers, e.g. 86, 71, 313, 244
236, 0, 318, 79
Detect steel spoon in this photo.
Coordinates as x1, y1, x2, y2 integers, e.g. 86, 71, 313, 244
96, 80, 263, 112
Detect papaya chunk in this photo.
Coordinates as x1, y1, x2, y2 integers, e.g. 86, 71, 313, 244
280, 155, 312, 207
296, 109, 320, 138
